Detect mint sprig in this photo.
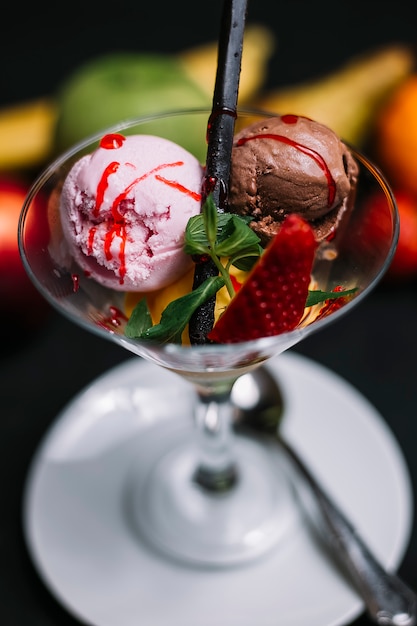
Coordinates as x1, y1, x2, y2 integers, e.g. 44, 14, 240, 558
184, 194, 262, 295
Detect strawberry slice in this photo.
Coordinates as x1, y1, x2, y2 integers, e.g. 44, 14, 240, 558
207, 214, 317, 343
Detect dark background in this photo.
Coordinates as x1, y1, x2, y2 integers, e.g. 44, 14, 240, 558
2, 1, 417, 624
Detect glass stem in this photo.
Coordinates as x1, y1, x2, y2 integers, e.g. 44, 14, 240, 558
193, 385, 238, 492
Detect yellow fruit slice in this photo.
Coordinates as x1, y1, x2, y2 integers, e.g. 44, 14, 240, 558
214, 265, 248, 320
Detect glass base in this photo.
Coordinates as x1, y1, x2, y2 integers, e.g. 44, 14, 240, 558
125, 421, 301, 567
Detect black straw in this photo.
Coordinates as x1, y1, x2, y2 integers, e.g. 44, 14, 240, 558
189, 0, 248, 345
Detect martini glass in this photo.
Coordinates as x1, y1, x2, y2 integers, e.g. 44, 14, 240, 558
18, 108, 398, 570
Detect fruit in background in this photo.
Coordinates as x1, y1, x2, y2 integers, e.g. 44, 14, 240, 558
53, 26, 275, 159
53, 54, 211, 159
0, 99, 57, 172
178, 24, 275, 105
0, 28, 274, 172
387, 190, 417, 280
363, 188, 417, 281
0, 176, 50, 320
254, 45, 415, 148
374, 75, 417, 197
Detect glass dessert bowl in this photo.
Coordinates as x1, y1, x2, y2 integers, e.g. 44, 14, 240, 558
18, 109, 399, 568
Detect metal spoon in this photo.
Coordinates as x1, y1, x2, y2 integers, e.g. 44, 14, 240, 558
231, 365, 417, 626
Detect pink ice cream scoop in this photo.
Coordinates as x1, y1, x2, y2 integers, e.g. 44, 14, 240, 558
59, 133, 203, 291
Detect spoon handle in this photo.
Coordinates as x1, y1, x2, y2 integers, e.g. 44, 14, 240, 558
278, 435, 417, 626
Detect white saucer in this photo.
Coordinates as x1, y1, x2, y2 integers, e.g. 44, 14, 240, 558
23, 351, 413, 626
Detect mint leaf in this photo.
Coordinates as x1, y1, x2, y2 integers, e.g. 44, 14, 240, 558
306, 287, 357, 307
215, 215, 261, 257
233, 254, 260, 272
184, 198, 224, 254
232, 249, 262, 271
133, 276, 225, 344
203, 193, 218, 244
125, 298, 153, 338
184, 214, 210, 255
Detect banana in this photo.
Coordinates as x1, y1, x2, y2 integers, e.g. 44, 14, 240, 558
0, 98, 58, 171
178, 24, 276, 105
254, 45, 415, 147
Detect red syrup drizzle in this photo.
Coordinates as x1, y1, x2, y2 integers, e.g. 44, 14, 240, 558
69, 273, 127, 333
86, 133, 202, 285
154, 175, 201, 201
201, 175, 216, 199
71, 273, 80, 292
99, 133, 126, 149
96, 305, 129, 332
236, 114, 337, 208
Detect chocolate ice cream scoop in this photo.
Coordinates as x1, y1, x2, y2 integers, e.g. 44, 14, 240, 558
228, 114, 359, 243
